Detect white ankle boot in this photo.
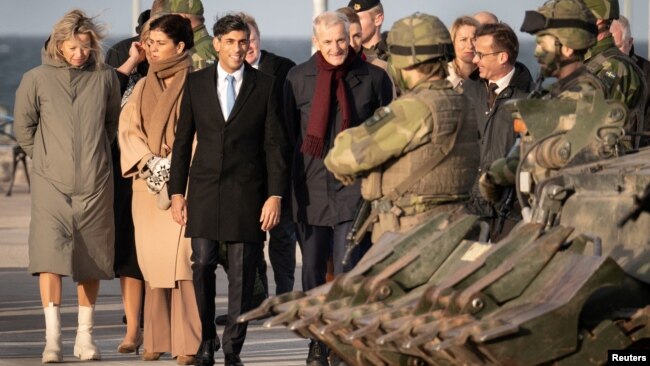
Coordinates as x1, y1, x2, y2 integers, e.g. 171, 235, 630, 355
42, 304, 62, 363
73, 305, 101, 360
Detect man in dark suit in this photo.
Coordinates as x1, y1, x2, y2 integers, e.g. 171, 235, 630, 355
463, 22, 532, 241
169, 14, 289, 366
238, 12, 298, 297
284, 11, 393, 366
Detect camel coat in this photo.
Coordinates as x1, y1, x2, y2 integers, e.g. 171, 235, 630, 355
14, 50, 120, 281
118, 78, 192, 289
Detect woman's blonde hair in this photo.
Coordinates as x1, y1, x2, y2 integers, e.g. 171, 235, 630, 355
46, 9, 105, 69
450, 16, 479, 42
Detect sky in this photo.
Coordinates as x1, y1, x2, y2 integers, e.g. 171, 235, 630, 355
0, 0, 648, 44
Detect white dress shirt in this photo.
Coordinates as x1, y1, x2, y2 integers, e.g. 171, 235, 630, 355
489, 66, 516, 96
217, 62, 245, 120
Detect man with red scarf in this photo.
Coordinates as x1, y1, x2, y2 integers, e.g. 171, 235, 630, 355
283, 10, 392, 366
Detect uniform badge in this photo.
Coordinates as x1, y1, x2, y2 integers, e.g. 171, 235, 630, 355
354, 3, 361, 11
364, 106, 394, 127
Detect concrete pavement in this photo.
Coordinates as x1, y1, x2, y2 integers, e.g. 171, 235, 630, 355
0, 180, 310, 365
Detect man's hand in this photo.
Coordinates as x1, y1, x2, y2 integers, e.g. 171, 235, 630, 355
260, 196, 281, 231
334, 173, 356, 186
479, 172, 503, 203
171, 194, 188, 226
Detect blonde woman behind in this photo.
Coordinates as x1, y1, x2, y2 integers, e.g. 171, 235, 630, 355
118, 14, 200, 365
14, 9, 120, 363
448, 16, 480, 90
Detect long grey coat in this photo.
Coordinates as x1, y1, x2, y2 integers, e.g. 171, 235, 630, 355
14, 49, 121, 282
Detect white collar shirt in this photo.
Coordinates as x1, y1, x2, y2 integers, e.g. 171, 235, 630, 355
489, 66, 516, 96
217, 62, 245, 120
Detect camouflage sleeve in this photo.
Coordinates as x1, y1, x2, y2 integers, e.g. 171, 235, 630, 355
596, 58, 643, 111
324, 97, 432, 176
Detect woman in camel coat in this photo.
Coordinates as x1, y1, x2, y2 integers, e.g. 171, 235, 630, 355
118, 14, 200, 364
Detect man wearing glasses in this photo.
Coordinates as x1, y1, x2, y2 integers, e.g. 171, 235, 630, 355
463, 22, 532, 241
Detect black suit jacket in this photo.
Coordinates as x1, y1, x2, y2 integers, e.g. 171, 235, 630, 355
284, 54, 393, 226
169, 63, 290, 243
258, 50, 295, 86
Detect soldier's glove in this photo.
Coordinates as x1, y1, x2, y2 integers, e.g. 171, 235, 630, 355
144, 156, 171, 193
334, 173, 356, 186
479, 172, 503, 203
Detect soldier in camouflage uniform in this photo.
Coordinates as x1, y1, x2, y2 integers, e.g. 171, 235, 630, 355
583, 0, 646, 149
480, 0, 606, 200
164, 0, 217, 70
324, 13, 480, 243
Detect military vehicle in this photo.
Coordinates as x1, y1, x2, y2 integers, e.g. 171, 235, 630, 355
239, 88, 650, 365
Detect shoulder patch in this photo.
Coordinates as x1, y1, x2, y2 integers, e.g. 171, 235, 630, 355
364, 106, 394, 127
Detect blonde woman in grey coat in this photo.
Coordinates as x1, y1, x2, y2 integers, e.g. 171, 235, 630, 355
13, 9, 120, 363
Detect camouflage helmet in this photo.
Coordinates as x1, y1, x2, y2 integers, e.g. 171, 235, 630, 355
163, 0, 204, 16
582, 0, 619, 20
521, 0, 597, 51
387, 12, 454, 70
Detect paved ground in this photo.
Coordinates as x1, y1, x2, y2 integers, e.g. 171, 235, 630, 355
0, 180, 310, 366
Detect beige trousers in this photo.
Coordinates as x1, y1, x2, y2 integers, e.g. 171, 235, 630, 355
143, 280, 201, 357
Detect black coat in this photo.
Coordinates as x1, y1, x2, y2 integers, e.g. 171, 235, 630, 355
284, 54, 393, 226
463, 62, 533, 217
169, 63, 290, 243
259, 50, 295, 86
463, 62, 533, 174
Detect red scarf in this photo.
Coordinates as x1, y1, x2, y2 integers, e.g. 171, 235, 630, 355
301, 47, 357, 158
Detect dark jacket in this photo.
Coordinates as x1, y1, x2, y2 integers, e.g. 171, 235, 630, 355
169, 63, 290, 243
284, 54, 393, 226
259, 50, 295, 86
464, 62, 533, 175
463, 61, 533, 217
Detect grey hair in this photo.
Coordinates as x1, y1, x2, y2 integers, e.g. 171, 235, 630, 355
313, 11, 350, 38
614, 14, 632, 42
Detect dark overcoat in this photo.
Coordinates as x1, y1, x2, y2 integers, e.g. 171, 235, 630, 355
169, 63, 290, 243
284, 54, 393, 226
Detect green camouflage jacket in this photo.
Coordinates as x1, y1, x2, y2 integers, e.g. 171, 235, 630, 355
191, 24, 217, 70
324, 80, 448, 177
585, 35, 645, 146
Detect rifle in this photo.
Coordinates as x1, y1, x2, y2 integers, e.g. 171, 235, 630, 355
342, 199, 372, 266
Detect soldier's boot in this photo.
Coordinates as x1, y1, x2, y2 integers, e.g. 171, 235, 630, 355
42, 304, 62, 363
306, 339, 329, 366
74, 306, 101, 360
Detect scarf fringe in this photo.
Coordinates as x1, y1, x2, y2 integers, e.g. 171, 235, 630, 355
300, 135, 326, 158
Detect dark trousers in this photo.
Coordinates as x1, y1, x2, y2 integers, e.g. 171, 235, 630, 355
297, 221, 364, 291
267, 203, 298, 294
191, 238, 262, 355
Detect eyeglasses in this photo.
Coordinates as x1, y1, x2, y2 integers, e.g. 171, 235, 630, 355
473, 50, 504, 60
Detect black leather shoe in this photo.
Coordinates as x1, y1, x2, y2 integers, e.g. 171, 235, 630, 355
215, 314, 228, 326
224, 353, 244, 366
306, 340, 329, 366
194, 339, 217, 366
